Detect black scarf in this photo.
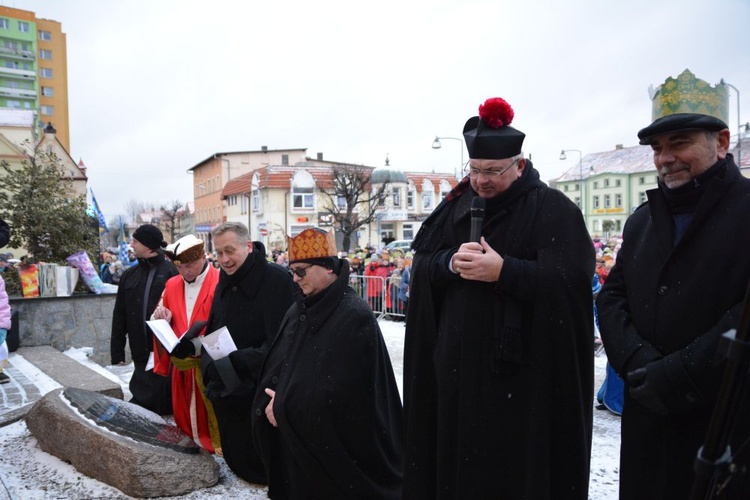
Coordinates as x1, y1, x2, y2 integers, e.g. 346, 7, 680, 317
659, 157, 728, 214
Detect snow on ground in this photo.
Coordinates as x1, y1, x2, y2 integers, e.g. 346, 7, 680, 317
0, 319, 621, 499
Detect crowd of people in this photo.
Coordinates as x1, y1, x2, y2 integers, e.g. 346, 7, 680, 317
100, 69, 750, 499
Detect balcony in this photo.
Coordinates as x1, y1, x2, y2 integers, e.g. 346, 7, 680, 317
0, 67, 35, 79
0, 87, 35, 99
0, 46, 35, 60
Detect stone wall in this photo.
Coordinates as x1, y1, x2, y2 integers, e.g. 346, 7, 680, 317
10, 293, 119, 366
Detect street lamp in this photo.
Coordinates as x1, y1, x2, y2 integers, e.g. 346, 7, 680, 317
560, 149, 584, 213
720, 78, 741, 167
432, 136, 464, 180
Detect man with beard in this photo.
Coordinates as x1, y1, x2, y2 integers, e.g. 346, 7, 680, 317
111, 224, 178, 415
151, 234, 221, 453
597, 69, 750, 498
252, 228, 403, 499
201, 222, 296, 484
402, 97, 594, 499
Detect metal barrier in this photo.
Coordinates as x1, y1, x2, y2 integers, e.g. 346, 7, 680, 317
348, 275, 406, 320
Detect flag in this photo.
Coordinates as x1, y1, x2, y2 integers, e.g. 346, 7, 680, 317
89, 188, 109, 234
118, 216, 130, 265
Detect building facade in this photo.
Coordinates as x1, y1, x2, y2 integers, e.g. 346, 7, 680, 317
191, 148, 457, 253
0, 6, 69, 151
551, 136, 750, 237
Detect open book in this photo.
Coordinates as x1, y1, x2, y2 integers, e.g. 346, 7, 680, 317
146, 320, 237, 360
146, 319, 183, 353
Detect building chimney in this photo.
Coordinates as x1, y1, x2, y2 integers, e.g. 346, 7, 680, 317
261, 145, 268, 152
317, 152, 323, 160
615, 144, 623, 150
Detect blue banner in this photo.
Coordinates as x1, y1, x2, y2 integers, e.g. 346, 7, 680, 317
89, 188, 109, 234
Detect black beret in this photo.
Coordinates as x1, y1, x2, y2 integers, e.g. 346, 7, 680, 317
638, 113, 728, 145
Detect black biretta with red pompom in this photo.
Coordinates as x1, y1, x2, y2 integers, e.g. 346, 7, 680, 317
463, 97, 526, 160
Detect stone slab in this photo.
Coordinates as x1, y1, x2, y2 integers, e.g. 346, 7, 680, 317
16, 346, 123, 399
25, 388, 219, 498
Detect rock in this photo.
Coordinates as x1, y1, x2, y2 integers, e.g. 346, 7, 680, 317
25, 388, 219, 498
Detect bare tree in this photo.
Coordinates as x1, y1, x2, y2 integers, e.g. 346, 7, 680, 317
123, 200, 145, 224
159, 199, 184, 243
318, 164, 389, 252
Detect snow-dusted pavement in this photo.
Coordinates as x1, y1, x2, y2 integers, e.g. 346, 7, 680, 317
0, 319, 621, 499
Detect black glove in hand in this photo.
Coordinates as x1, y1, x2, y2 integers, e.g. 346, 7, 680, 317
170, 337, 195, 359
203, 360, 220, 383
182, 320, 207, 340
627, 367, 668, 416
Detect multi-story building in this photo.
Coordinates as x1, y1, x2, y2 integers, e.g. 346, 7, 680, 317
191, 148, 457, 252
552, 135, 750, 237
0, 6, 69, 151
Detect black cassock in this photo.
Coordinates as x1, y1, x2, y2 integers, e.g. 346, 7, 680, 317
403, 164, 594, 499
252, 264, 403, 499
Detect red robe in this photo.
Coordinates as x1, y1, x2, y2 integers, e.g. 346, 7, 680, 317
153, 265, 220, 453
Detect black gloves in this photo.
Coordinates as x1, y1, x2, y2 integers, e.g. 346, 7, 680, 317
203, 360, 224, 401
170, 337, 195, 359
183, 320, 207, 340
627, 366, 668, 415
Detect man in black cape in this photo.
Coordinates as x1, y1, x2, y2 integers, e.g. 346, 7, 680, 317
402, 97, 594, 499
597, 69, 750, 498
252, 228, 403, 499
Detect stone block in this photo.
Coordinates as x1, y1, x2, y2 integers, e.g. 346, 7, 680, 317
26, 388, 219, 498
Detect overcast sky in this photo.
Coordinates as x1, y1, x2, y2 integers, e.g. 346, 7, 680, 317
5, 0, 750, 220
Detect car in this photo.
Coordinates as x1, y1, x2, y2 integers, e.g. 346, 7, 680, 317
385, 239, 413, 253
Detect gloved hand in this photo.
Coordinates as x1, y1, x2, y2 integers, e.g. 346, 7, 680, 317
0, 328, 6, 345
182, 320, 207, 340
170, 337, 195, 359
203, 360, 224, 401
627, 366, 669, 416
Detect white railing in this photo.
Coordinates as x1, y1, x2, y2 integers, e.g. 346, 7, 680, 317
348, 274, 406, 320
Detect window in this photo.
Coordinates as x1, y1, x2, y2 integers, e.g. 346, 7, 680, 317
39, 49, 52, 60
6, 100, 21, 109
422, 179, 434, 210
281, 154, 289, 166
593, 181, 599, 189
291, 170, 315, 209
240, 194, 248, 215
407, 182, 415, 210
392, 188, 401, 208
639, 177, 645, 185
0, 19, 9, 30
593, 195, 600, 209
615, 194, 622, 207
18, 21, 29, 33
40, 105, 54, 115
403, 223, 414, 240
41, 86, 54, 97
564, 185, 568, 192
639, 192, 647, 204
615, 179, 621, 187
251, 174, 260, 212
604, 194, 611, 208
604, 178, 610, 187
39, 30, 51, 41
40, 68, 53, 78
337, 195, 346, 209
574, 196, 581, 209
4, 40, 17, 51
440, 180, 452, 200
616, 220, 622, 231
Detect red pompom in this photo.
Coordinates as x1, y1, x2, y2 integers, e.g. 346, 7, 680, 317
478, 97, 514, 128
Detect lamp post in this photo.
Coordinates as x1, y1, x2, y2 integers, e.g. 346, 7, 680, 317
720, 78, 741, 167
432, 136, 464, 180
560, 149, 584, 213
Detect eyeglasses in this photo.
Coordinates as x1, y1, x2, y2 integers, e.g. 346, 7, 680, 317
289, 265, 313, 278
467, 158, 520, 178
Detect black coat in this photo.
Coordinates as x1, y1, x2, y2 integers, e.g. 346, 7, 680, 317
597, 155, 750, 499
202, 244, 296, 484
403, 165, 594, 499
252, 264, 404, 499
110, 252, 178, 414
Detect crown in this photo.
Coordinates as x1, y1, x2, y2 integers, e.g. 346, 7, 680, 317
649, 69, 729, 123
287, 228, 337, 262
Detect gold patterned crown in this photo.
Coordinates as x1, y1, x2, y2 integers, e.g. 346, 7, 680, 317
165, 234, 204, 264
650, 69, 728, 123
288, 228, 337, 262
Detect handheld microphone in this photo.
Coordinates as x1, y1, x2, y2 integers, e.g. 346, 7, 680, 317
469, 196, 485, 243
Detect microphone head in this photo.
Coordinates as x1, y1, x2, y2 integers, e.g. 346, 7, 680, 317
470, 196, 486, 217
